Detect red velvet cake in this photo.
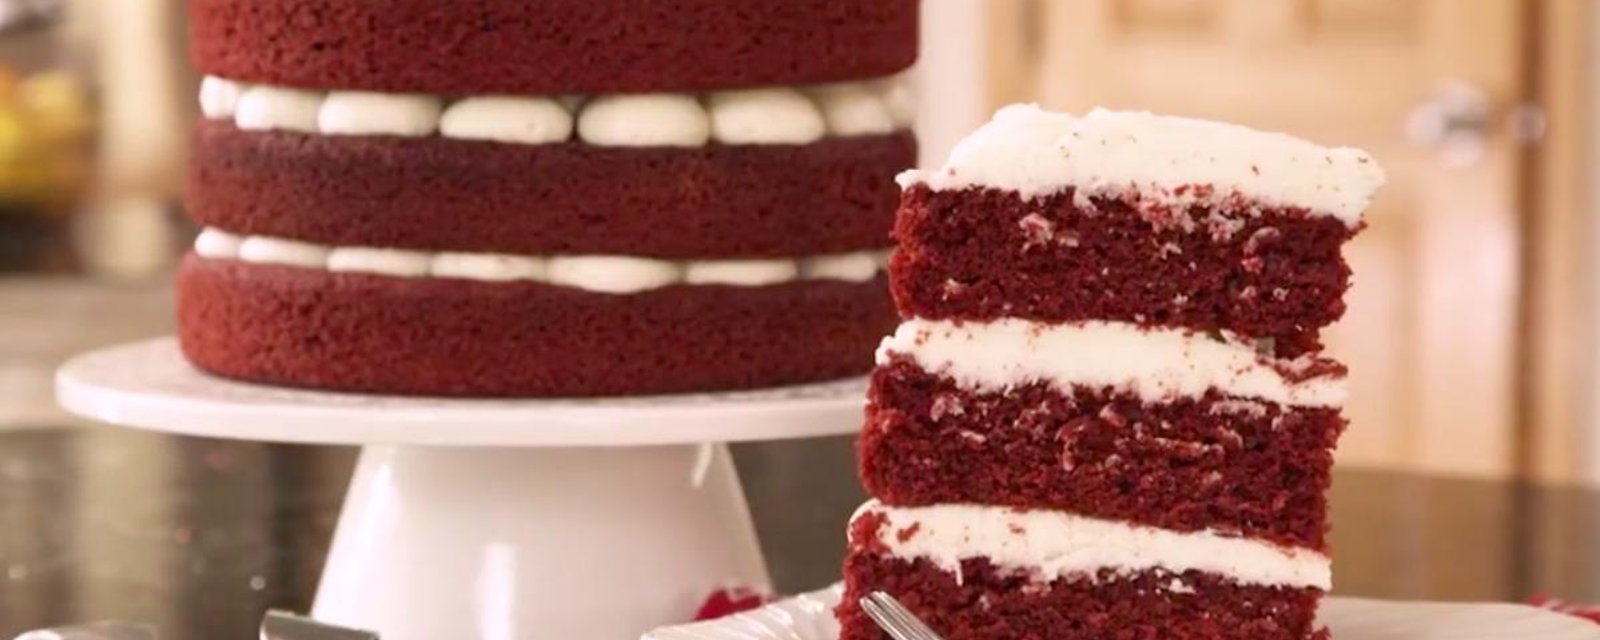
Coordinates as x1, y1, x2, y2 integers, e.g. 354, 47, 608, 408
190, 0, 918, 94
839, 106, 1385, 639
180, 1, 917, 397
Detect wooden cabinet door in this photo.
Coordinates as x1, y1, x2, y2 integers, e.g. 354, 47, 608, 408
985, 0, 1526, 477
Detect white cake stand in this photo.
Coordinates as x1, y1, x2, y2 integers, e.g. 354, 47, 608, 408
55, 338, 867, 640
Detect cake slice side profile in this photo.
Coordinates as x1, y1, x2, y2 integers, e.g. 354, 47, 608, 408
840, 104, 1384, 640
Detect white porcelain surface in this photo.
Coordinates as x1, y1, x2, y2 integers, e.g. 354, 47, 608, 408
50, 338, 868, 639
316, 444, 769, 640
646, 584, 1600, 640
54, 338, 866, 446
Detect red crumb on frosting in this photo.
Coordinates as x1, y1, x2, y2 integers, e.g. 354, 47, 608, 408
895, 523, 922, 543
850, 510, 892, 555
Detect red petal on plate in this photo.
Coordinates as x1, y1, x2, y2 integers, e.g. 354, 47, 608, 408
694, 586, 773, 621
1530, 594, 1600, 624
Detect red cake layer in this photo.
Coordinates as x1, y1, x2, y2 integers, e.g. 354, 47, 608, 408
189, 121, 912, 258
893, 185, 1357, 356
190, 0, 918, 94
839, 548, 1326, 640
176, 255, 895, 397
859, 358, 1341, 550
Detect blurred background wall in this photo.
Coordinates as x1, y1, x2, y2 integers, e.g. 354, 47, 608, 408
916, 0, 1598, 484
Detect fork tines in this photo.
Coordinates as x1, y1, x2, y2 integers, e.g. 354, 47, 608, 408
859, 591, 945, 640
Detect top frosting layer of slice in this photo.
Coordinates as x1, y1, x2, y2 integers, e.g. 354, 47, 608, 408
898, 104, 1386, 225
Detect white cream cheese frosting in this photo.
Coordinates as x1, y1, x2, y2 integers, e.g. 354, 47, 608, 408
706, 88, 826, 145
877, 318, 1345, 407
198, 76, 245, 120
438, 96, 574, 145
576, 94, 712, 147
233, 86, 323, 134
808, 83, 898, 137
798, 252, 882, 283
196, 229, 888, 293
898, 104, 1385, 225
855, 501, 1331, 590
326, 247, 433, 278
877, 77, 917, 129
193, 228, 244, 260
682, 258, 799, 286
545, 255, 685, 294
200, 75, 909, 147
235, 236, 330, 269
429, 252, 549, 282
318, 91, 443, 137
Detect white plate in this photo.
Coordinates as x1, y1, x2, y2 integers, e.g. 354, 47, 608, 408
645, 584, 1600, 640
55, 338, 867, 446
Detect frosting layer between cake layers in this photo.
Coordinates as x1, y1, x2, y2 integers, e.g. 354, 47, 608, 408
194, 229, 888, 293
200, 76, 913, 147
898, 104, 1385, 224
852, 500, 1330, 589
877, 318, 1345, 407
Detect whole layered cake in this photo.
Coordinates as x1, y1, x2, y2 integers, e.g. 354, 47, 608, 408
838, 106, 1385, 639
179, 0, 918, 396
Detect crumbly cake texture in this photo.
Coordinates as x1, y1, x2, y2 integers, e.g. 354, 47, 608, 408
839, 105, 1383, 640
190, 122, 912, 258
859, 357, 1342, 550
892, 185, 1353, 355
177, 256, 894, 397
838, 554, 1326, 640
189, 0, 918, 94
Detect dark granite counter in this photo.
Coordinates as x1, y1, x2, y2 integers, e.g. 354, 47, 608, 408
0, 427, 1593, 638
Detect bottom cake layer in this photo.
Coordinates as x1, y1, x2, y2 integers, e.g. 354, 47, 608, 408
839, 502, 1330, 640
838, 554, 1327, 640
177, 254, 895, 397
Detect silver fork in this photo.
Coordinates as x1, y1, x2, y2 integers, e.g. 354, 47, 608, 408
859, 591, 947, 640
259, 611, 379, 640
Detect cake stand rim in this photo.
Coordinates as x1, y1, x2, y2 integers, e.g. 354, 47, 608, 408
54, 337, 867, 446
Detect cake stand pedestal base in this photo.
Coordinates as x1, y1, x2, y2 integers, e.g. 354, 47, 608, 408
313, 444, 766, 640
55, 339, 867, 640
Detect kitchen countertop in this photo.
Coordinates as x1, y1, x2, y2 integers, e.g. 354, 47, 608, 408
0, 427, 1594, 639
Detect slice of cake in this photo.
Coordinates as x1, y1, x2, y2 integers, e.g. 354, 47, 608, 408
177, 0, 919, 396
838, 105, 1384, 640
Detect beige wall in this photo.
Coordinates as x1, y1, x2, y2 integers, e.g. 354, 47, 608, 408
1587, 5, 1600, 485
910, 0, 989, 168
